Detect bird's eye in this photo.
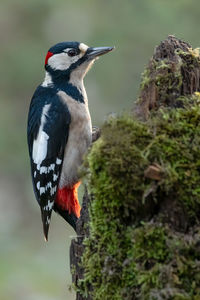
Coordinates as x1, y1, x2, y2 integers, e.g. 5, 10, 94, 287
68, 49, 78, 57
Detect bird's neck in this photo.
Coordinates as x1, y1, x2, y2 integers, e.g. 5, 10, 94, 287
42, 71, 87, 104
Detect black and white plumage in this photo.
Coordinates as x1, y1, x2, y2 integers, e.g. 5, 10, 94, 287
27, 41, 114, 241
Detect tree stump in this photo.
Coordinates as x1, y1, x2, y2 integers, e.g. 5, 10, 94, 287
70, 189, 91, 300
70, 36, 200, 299
70, 127, 100, 300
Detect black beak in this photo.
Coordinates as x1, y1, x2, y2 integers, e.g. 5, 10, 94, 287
86, 46, 115, 60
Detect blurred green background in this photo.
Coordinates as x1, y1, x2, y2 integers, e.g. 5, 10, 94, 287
1, 0, 200, 299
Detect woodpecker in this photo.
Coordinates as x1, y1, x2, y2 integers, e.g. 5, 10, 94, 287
27, 41, 114, 240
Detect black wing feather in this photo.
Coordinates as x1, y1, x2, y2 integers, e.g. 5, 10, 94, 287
27, 86, 70, 240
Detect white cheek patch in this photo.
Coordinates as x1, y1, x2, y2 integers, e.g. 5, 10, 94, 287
48, 52, 79, 70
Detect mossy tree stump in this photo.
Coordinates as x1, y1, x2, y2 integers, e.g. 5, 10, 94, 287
70, 36, 200, 299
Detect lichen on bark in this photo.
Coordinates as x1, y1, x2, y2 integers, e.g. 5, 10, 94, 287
70, 36, 200, 300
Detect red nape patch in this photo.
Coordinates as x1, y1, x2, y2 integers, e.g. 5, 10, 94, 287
45, 51, 53, 65
56, 182, 81, 218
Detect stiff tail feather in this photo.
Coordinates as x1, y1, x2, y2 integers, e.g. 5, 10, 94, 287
40, 207, 52, 242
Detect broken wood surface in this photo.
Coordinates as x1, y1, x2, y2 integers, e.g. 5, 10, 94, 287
134, 35, 200, 120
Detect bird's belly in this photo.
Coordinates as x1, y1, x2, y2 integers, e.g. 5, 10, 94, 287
58, 92, 92, 188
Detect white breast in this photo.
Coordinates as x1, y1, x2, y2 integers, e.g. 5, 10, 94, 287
57, 90, 92, 188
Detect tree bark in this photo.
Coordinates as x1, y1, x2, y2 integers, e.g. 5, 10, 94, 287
70, 189, 91, 300
70, 35, 200, 299
70, 128, 100, 300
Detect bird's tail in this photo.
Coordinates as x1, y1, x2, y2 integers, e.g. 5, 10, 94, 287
40, 207, 52, 242
55, 182, 81, 218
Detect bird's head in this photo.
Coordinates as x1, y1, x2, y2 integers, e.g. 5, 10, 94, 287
44, 41, 114, 81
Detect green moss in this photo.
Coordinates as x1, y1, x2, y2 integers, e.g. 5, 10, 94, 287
77, 95, 200, 299
140, 67, 151, 90
140, 58, 183, 108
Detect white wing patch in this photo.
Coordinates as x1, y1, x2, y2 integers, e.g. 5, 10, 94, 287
53, 173, 59, 181
44, 200, 54, 211
46, 182, 52, 189
50, 186, 57, 196
48, 164, 55, 172
32, 104, 51, 166
32, 131, 49, 165
37, 181, 40, 190
40, 187, 45, 195
56, 158, 62, 165
37, 181, 57, 198
34, 161, 59, 199
40, 166, 47, 174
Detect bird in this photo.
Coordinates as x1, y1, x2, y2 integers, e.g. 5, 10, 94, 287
27, 41, 114, 241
